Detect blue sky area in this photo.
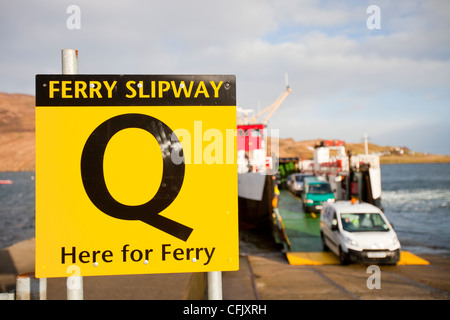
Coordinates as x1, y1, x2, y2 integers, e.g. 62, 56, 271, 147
1, 0, 449, 154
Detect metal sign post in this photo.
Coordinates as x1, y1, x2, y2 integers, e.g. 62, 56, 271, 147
61, 48, 83, 300
62, 48, 78, 75
207, 271, 222, 300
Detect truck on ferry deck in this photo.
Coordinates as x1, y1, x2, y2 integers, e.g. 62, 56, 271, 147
302, 177, 335, 213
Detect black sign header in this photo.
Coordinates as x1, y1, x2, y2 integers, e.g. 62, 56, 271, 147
36, 74, 236, 106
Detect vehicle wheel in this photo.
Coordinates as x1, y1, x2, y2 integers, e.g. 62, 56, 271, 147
339, 247, 350, 265
321, 233, 329, 252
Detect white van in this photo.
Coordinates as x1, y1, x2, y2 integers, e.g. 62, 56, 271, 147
320, 201, 400, 265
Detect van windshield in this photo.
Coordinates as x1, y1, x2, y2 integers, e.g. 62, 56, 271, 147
308, 183, 332, 194
297, 175, 313, 182
340, 213, 390, 232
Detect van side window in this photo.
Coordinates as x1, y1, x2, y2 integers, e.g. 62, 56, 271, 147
325, 208, 335, 227
330, 210, 336, 225
323, 207, 329, 221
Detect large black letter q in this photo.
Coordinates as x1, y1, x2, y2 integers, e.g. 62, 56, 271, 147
80, 113, 193, 241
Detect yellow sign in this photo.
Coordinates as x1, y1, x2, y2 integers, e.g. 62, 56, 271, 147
35, 75, 238, 278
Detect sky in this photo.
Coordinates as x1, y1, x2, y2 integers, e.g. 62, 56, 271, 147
1, 0, 449, 154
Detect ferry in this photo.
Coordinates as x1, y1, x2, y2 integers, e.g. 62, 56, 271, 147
236, 76, 383, 232
306, 138, 382, 209
237, 122, 277, 229
237, 75, 290, 229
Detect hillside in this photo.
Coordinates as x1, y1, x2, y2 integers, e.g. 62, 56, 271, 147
0, 92, 449, 171
0, 93, 35, 171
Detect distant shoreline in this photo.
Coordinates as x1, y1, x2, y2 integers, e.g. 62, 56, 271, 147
380, 154, 450, 165
380, 161, 450, 165
1, 158, 450, 173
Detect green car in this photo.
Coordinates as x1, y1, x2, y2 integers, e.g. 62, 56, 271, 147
302, 177, 335, 213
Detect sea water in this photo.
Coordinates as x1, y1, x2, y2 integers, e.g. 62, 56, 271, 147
0, 171, 35, 249
381, 163, 450, 257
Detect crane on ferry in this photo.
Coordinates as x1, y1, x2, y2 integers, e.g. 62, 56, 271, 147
238, 73, 291, 125
236, 74, 291, 172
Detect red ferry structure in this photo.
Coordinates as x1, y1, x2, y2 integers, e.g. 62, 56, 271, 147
237, 76, 291, 228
